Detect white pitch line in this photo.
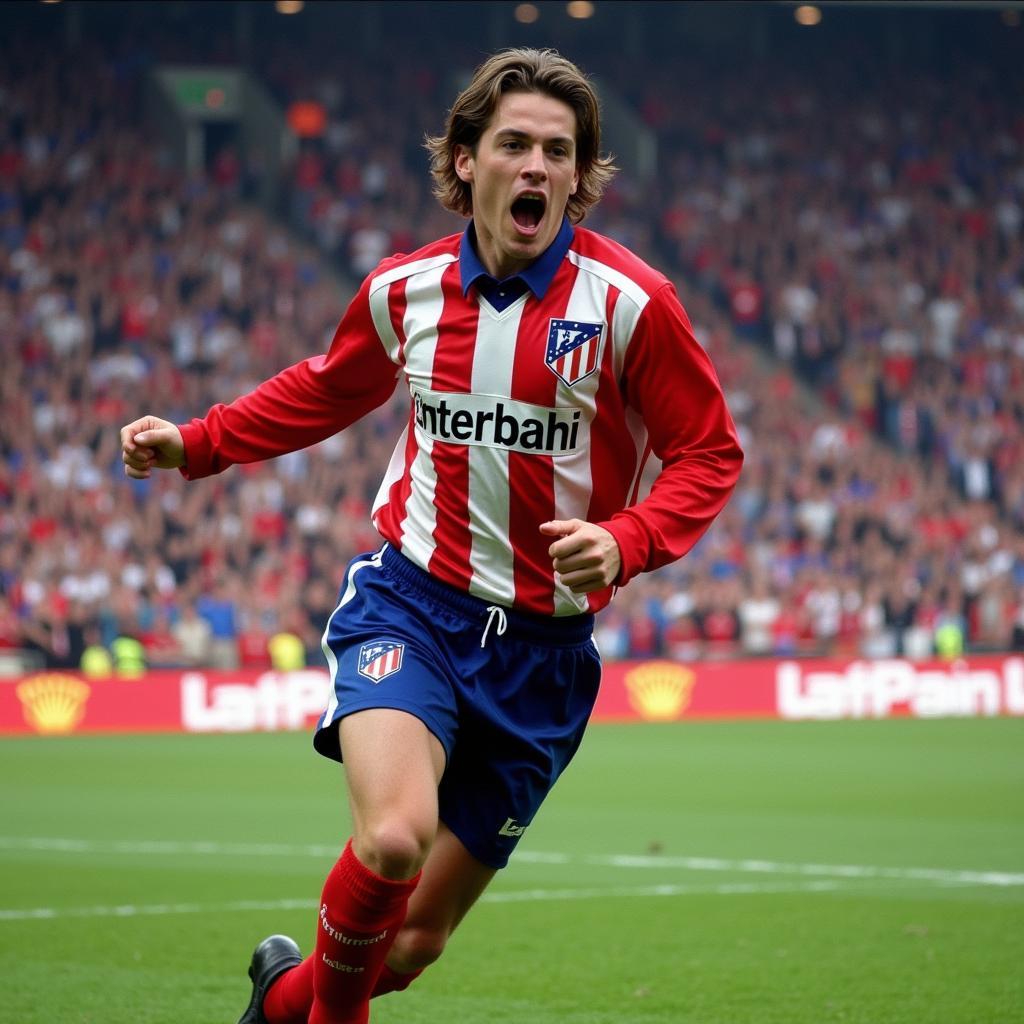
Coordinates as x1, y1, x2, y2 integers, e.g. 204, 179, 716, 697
1, 836, 1021, 888
0, 881, 843, 923
574, 853, 1024, 889
482, 880, 842, 903
0, 837, 341, 858
0, 898, 315, 922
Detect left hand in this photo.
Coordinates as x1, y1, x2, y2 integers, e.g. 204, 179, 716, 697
539, 519, 622, 594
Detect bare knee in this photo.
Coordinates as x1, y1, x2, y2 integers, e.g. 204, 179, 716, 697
354, 820, 432, 880
389, 924, 449, 971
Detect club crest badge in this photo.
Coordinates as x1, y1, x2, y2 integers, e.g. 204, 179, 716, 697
545, 319, 604, 387
357, 640, 405, 683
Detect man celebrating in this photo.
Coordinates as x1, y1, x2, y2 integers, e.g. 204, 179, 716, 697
121, 48, 742, 1024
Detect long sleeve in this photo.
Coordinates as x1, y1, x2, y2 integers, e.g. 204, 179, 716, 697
598, 283, 744, 585
178, 275, 401, 480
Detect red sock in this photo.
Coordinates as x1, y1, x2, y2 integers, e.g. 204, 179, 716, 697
262, 956, 314, 1024
264, 950, 425, 1020
307, 840, 420, 1024
372, 963, 424, 997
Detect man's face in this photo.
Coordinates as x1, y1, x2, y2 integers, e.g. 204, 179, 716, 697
455, 90, 580, 280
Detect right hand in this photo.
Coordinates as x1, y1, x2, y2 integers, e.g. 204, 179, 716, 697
120, 416, 185, 479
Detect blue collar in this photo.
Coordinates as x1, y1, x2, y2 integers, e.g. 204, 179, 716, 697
460, 217, 574, 305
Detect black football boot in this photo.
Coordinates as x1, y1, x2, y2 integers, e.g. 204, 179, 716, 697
237, 934, 303, 1024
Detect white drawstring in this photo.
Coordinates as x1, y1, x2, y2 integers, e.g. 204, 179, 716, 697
480, 605, 508, 648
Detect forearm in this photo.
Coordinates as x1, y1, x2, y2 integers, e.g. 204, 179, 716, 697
180, 355, 394, 479
603, 284, 744, 584
600, 443, 743, 584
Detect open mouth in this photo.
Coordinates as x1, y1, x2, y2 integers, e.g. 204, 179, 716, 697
510, 193, 546, 234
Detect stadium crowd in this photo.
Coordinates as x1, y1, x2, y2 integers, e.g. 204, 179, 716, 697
2, 12, 1023, 675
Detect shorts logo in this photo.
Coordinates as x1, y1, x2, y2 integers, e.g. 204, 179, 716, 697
545, 319, 604, 387
357, 641, 405, 683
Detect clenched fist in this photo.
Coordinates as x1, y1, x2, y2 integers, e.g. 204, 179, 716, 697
120, 416, 185, 479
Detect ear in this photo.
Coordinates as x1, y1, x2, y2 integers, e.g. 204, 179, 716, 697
454, 144, 474, 184
570, 166, 580, 196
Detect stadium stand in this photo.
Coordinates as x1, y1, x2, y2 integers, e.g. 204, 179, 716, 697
1, 4, 1022, 672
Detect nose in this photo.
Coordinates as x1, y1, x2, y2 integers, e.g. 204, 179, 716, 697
521, 144, 548, 181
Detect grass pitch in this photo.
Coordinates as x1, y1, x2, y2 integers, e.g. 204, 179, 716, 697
1, 718, 1022, 1024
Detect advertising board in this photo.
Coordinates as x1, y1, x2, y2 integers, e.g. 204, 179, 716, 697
2, 656, 1022, 738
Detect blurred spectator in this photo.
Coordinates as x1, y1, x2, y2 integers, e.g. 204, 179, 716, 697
663, 612, 703, 663
111, 632, 146, 679
141, 608, 184, 668
195, 580, 240, 669
79, 624, 113, 678
737, 575, 780, 656
172, 603, 214, 668
1, 10, 1021, 671
269, 629, 306, 672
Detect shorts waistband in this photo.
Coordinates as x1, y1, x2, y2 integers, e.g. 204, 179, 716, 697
380, 544, 594, 646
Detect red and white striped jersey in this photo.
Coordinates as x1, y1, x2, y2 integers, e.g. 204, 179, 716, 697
179, 227, 743, 616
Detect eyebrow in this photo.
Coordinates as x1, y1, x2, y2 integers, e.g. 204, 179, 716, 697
493, 128, 575, 148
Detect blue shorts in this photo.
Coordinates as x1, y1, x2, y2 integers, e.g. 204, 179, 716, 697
314, 544, 601, 869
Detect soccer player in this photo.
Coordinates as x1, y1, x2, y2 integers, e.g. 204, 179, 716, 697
120, 48, 743, 1024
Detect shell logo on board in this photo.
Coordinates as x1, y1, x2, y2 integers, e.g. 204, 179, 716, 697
623, 661, 696, 721
15, 674, 91, 735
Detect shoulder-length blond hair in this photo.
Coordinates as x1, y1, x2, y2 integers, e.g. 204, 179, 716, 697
425, 48, 617, 225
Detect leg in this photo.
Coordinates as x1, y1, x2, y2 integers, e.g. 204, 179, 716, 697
381, 822, 497, 981
309, 709, 444, 1023
341, 708, 447, 878
264, 709, 445, 1024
